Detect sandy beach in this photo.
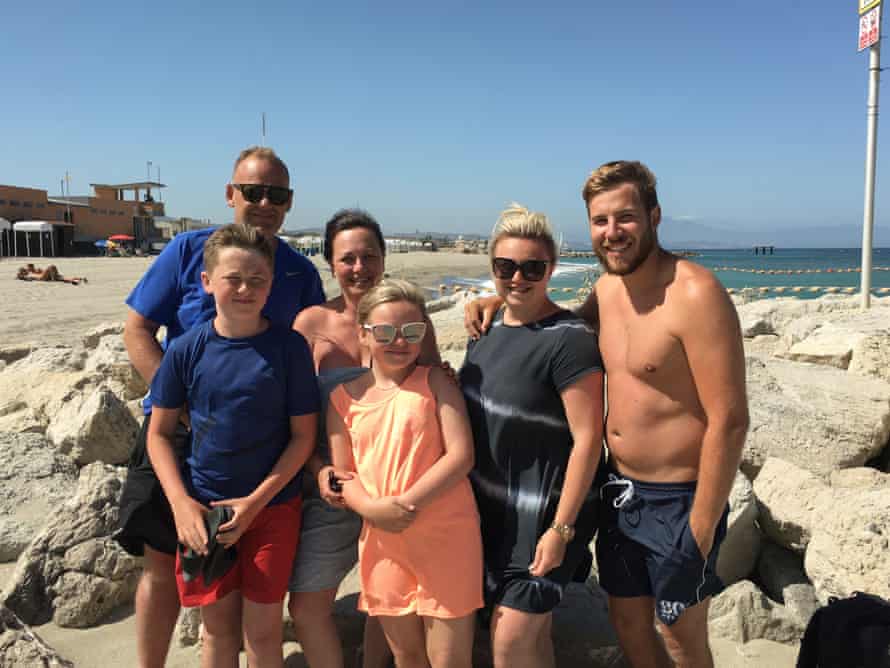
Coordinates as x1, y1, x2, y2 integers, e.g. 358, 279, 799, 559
0, 251, 491, 348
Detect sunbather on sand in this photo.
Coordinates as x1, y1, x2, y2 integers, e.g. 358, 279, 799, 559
16, 263, 87, 285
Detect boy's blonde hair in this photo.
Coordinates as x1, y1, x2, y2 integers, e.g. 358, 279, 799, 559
489, 202, 557, 263
203, 223, 275, 273
357, 279, 427, 325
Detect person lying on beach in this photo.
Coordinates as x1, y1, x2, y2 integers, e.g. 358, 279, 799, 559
16, 263, 87, 285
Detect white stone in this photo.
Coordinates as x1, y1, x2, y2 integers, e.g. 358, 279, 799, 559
45, 387, 139, 465
716, 472, 761, 586
753, 458, 832, 553
2, 463, 142, 628
804, 488, 890, 604
744, 356, 890, 478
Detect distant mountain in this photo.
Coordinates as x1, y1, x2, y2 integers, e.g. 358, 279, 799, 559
651, 218, 890, 249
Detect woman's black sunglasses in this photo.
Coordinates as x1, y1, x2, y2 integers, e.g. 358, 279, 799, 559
491, 257, 550, 282
232, 183, 292, 206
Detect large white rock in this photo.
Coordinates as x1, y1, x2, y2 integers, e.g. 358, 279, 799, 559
736, 298, 810, 338
744, 356, 890, 478
2, 463, 142, 628
0, 605, 73, 667
829, 467, 890, 490
708, 580, 803, 645
81, 322, 124, 350
0, 337, 144, 450
0, 432, 78, 562
849, 333, 890, 384
804, 488, 890, 604
753, 458, 832, 553
44, 387, 139, 465
778, 322, 865, 369
82, 332, 147, 401
716, 472, 761, 586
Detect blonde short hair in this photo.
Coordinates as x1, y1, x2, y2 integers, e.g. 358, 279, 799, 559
581, 161, 658, 213
489, 202, 557, 263
232, 146, 290, 184
203, 223, 275, 273
357, 279, 427, 325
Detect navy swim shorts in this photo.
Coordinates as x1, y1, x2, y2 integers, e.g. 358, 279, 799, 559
595, 463, 728, 626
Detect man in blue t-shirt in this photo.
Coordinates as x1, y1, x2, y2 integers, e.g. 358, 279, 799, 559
115, 146, 324, 668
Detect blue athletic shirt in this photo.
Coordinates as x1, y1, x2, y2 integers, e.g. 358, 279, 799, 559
150, 320, 320, 506
126, 228, 325, 414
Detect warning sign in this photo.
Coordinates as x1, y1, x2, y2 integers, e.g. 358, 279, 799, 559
859, 6, 881, 51
860, 0, 881, 16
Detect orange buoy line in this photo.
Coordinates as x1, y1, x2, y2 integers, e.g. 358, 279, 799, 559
714, 265, 890, 274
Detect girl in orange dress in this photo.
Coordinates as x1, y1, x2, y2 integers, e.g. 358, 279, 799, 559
327, 279, 482, 668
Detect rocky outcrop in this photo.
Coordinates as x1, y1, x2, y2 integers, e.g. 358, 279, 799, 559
45, 387, 138, 465
708, 580, 804, 645
0, 329, 143, 464
716, 472, 761, 585
754, 458, 890, 606
744, 357, 890, 478
0, 432, 78, 562
805, 488, 890, 604
2, 463, 141, 628
753, 458, 832, 553
0, 605, 73, 667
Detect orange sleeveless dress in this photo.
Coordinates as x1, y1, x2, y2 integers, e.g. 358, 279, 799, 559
329, 365, 483, 618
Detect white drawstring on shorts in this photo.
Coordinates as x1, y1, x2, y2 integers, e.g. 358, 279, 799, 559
601, 474, 635, 509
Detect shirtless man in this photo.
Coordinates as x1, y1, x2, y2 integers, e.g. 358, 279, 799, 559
466, 161, 748, 667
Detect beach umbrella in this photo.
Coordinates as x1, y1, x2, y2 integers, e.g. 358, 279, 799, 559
108, 234, 135, 241
94, 240, 108, 247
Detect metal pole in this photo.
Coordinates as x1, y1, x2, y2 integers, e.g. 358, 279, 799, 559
157, 166, 161, 202
65, 172, 71, 223
861, 37, 881, 308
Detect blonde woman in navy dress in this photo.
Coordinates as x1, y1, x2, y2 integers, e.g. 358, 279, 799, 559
459, 204, 604, 667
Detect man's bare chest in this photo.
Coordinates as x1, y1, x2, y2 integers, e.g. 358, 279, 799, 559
599, 306, 686, 381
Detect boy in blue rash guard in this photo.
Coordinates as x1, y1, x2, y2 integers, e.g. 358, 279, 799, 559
147, 223, 319, 667
115, 146, 324, 668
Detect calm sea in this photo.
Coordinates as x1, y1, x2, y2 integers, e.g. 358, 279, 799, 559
448, 248, 890, 301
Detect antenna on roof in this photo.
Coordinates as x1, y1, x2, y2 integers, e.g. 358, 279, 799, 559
261, 112, 267, 146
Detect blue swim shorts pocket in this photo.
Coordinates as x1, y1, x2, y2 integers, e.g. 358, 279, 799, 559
653, 520, 706, 626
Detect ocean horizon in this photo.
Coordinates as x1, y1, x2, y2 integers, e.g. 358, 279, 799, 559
445, 247, 890, 301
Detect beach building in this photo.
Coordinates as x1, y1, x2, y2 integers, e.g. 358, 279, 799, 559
0, 180, 209, 256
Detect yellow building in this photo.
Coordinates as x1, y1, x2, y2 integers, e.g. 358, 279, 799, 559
0, 180, 169, 255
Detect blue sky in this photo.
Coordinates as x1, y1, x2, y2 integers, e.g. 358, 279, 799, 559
1, 0, 885, 246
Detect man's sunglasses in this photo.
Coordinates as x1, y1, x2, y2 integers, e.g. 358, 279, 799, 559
232, 183, 292, 206
491, 257, 550, 282
362, 321, 427, 344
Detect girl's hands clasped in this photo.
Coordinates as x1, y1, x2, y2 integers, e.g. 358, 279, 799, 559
365, 496, 417, 533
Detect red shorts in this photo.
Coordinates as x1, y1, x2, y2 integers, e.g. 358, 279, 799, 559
176, 497, 302, 607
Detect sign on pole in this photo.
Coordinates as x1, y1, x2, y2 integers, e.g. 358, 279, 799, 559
859, 6, 881, 51
860, 0, 881, 15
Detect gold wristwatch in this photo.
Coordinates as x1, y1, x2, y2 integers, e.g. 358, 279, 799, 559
550, 522, 575, 543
